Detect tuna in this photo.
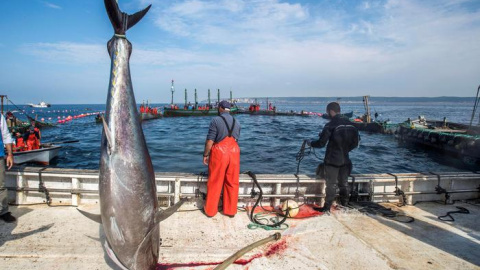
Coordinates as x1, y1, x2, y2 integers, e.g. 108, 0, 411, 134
95, 1, 184, 269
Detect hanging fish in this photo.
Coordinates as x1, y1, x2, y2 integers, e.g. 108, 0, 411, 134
79, 1, 187, 269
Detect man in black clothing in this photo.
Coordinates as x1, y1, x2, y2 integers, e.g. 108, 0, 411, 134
306, 102, 359, 212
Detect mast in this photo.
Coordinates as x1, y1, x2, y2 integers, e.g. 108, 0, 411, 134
184, 89, 187, 108
217, 89, 220, 103
363, 95, 371, 123
230, 90, 232, 103
0, 95, 5, 115
170, 79, 175, 105
208, 89, 211, 107
194, 89, 198, 109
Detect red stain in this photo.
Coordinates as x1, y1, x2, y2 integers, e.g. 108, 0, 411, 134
264, 238, 288, 257
157, 238, 288, 269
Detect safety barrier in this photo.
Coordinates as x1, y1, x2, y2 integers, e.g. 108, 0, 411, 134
4, 167, 479, 207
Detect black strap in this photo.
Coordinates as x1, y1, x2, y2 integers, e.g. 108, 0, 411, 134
219, 115, 236, 137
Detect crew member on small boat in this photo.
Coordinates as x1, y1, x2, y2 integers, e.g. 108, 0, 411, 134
0, 113, 15, 223
24, 126, 40, 151
13, 132, 25, 152
305, 102, 359, 212
203, 100, 241, 217
5, 111, 17, 128
29, 121, 41, 149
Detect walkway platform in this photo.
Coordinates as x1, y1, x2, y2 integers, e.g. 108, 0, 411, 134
1, 201, 479, 269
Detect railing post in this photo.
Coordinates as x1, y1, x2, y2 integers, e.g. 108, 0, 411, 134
174, 178, 181, 204
16, 173, 27, 205
72, 178, 80, 206
274, 183, 282, 207
407, 180, 413, 205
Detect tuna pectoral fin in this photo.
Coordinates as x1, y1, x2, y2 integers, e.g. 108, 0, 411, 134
77, 209, 102, 224
132, 198, 190, 266
102, 117, 113, 150
155, 197, 189, 223
105, 241, 129, 270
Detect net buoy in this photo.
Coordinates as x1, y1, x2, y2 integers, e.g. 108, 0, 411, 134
281, 199, 299, 218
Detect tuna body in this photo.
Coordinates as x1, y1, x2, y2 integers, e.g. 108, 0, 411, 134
99, 36, 159, 270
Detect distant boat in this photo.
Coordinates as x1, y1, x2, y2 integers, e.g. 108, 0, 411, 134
140, 111, 162, 121
28, 101, 51, 108
13, 145, 62, 165
321, 111, 354, 120
163, 107, 238, 117
236, 108, 317, 117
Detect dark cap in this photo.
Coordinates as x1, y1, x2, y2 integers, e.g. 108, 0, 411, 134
219, 100, 231, 109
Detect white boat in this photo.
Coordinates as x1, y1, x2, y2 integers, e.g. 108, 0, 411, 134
13, 145, 62, 165
28, 101, 51, 108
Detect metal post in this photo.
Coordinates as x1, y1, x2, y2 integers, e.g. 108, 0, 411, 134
170, 79, 175, 105
274, 183, 282, 207
72, 178, 80, 206
174, 178, 181, 204
194, 89, 198, 109
208, 89, 211, 107
184, 89, 187, 108
0, 95, 5, 115
16, 173, 26, 204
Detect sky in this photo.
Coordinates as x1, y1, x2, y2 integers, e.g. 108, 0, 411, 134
1, 0, 480, 104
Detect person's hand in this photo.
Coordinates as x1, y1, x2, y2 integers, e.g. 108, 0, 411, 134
203, 155, 209, 166
6, 155, 13, 170
304, 139, 312, 147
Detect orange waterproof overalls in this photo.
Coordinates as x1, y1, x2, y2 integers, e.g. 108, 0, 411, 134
26, 132, 39, 151
14, 137, 25, 152
204, 116, 240, 217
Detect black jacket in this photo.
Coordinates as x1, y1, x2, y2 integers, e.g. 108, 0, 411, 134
311, 114, 359, 167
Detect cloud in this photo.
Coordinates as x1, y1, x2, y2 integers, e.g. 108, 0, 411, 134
17, 0, 480, 99
20, 42, 107, 64
42, 1, 62, 10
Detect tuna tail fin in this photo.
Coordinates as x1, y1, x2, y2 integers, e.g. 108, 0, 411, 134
104, 0, 151, 35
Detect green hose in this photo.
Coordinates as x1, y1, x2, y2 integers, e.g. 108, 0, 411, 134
213, 232, 282, 270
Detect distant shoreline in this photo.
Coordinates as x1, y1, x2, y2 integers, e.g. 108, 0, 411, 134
10, 96, 477, 106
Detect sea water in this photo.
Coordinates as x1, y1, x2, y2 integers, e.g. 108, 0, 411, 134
9, 97, 479, 174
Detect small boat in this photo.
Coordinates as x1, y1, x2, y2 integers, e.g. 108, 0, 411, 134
236, 108, 317, 117
13, 145, 62, 165
28, 101, 51, 108
140, 112, 162, 121
396, 116, 480, 165
163, 107, 238, 117
321, 111, 353, 120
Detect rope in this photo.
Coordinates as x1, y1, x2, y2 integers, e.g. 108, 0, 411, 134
438, 206, 470, 222
38, 168, 52, 206
5, 97, 35, 121
469, 85, 480, 128
244, 171, 290, 230
349, 202, 415, 223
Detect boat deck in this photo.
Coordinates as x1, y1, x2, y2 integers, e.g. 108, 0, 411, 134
1, 201, 479, 269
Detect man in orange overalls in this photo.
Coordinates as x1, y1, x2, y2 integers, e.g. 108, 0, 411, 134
24, 126, 40, 151
203, 100, 241, 217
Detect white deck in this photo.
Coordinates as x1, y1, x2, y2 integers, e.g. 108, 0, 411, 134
0, 201, 479, 270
